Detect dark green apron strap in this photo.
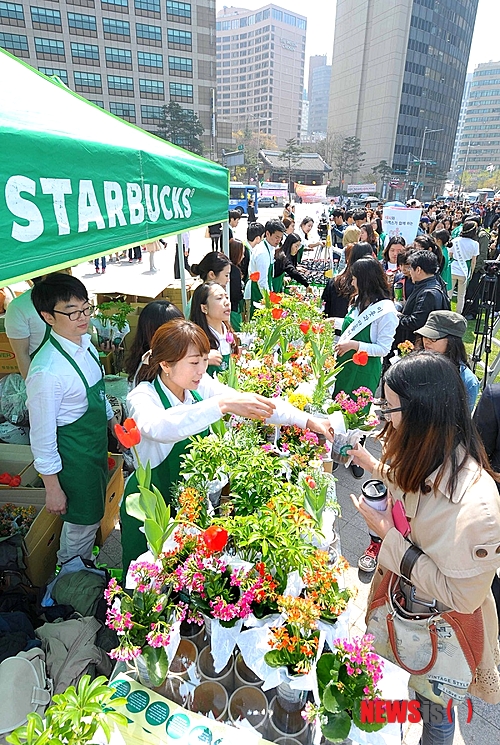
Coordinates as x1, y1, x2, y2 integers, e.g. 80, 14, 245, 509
153, 376, 203, 405
49, 337, 103, 389
30, 324, 51, 360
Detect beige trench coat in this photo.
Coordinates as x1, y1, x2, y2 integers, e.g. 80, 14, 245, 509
368, 453, 500, 703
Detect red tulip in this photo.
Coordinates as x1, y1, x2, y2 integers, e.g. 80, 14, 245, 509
353, 350, 369, 366
269, 292, 283, 304
249, 272, 260, 282
312, 323, 324, 334
299, 320, 311, 334
202, 525, 229, 553
305, 476, 316, 489
272, 307, 284, 320
115, 417, 141, 448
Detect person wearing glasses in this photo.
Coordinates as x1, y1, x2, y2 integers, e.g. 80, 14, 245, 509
349, 352, 500, 744
26, 275, 116, 564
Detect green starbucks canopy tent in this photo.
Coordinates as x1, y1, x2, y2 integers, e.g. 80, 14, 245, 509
0, 48, 229, 285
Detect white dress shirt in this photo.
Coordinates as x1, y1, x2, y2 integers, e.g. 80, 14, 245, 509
209, 324, 231, 356
26, 331, 113, 475
347, 305, 399, 358
5, 288, 47, 353
127, 374, 309, 470
248, 240, 275, 291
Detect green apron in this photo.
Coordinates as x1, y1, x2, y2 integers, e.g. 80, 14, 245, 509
250, 241, 274, 318
230, 309, 242, 332
207, 352, 230, 378
272, 271, 285, 293
440, 245, 452, 291
30, 323, 51, 360
50, 336, 108, 525
332, 307, 382, 401
120, 379, 209, 574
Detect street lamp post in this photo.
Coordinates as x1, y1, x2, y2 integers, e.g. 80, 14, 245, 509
414, 127, 444, 198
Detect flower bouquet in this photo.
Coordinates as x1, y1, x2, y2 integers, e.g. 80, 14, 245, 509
325, 387, 380, 466
303, 552, 354, 624
303, 634, 385, 742
105, 560, 184, 687
264, 595, 321, 676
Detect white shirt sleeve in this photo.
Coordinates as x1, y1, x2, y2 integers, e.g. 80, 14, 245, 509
254, 249, 272, 291
357, 311, 399, 358
27, 370, 65, 475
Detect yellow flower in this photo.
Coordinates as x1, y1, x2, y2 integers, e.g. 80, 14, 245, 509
287, 392, 311, 411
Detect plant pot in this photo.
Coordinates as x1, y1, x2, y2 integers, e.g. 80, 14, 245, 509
228, 685, 268, 736
135, 654, 153, 688
188, 681, 228, 722
330, 429, 362, 465
234, 653, 264, 689
169, 638, 198, 681
197, 644, 234, 692
268, 690, 310, 745
180, 620, 206, 653
275, 738, 303, 745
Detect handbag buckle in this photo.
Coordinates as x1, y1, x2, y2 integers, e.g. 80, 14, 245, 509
410, 586, 439, 613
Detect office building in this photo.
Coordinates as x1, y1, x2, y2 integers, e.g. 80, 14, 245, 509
0, 0, 222, 155
216, 4, 306, 147
308, 55, 330, 136
328, 0, 479, 198
454, 62, 500, 175
450, 72, 472, 178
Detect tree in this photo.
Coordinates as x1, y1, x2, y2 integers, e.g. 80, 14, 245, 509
372, 160, 394, 199
333, 136, 365, 192
278, 138, 303, 196
233, 128, 277, 183
156, 102, 204, 155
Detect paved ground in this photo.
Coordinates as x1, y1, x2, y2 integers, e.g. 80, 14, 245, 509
89, 206, 499, 743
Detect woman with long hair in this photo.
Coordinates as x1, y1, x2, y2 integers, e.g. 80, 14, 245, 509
359, 222, 378, 255
333, 257, 398, 478
381, 236, 406, 292
349, 352, 500, 745
273, 232, 310, 292
297, 216, 324, 261
124, 300, 183, 384
321, 242, 374, 319
228, 238, 245, 330
416, 310, 479, 410
120, 318, 335, 572
190, 282, 237, 377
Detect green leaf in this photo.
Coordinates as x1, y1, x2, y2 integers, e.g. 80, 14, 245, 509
263, 649, 283, 668
125, 492, 146, 521
351, 702, 386, 732
138, 487, 157, 517
211, 418, 227, 437
141, 646, 169, 687
316, 652, 338, 689
321, 710, 352, 742
144, 519, 163, 557
323, 684, 347, 714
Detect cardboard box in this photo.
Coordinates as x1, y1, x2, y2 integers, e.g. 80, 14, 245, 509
0, 332, 20, 375
23, 508, 63, 588
96, 454, 124, 546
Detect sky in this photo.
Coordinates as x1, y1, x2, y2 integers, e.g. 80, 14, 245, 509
216, 0, 500, 80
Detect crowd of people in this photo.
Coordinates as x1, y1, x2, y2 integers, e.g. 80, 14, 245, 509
4, 197, 500, 745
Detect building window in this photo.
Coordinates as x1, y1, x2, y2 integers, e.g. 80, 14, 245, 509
139, 78, 164, 96
67, 12, 97, 34
74, 69, 102, 92
109, 101, 135, 120
88, 99, 104, 107
102, 17, 130, 38
0, 2, 24, 24
166, 0, 190, 23
102, 0, 128, 7
169, 81, 193, 102
136, 22, 161, 42
71, 41, 99, 65
134, 0, 160, 15
38, 66, 68, 83
31, 6, 62, 28
137, 50, 163, 69
168, 55, 192, 77
105, 46, 132, 67
0, 31, 28, 54
167, 28, 191, 50
108, 74, 134, 92
34, 36, 64, 59
141, 104, 163, 121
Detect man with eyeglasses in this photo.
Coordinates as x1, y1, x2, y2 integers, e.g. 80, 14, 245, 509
247, 219, 286, 316
26, 274, 115, 565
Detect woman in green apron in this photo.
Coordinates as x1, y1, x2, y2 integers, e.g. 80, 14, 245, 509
121, 319, 335, 574
333, 258, 398, 479
273, 233, 310, 293
190, 283, 237, 377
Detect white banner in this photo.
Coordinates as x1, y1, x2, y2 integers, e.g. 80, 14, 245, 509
338, 300, 396, 345
294, 183, 327, 203
347, 183, 377, 193
382, 207, 422, 245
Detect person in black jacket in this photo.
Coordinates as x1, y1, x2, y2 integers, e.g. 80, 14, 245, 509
273, 233, 310, 291
394, 250, 451, 345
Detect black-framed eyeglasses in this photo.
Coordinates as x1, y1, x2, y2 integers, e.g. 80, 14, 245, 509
377, 401, 403, 420
53, 305, 95, 322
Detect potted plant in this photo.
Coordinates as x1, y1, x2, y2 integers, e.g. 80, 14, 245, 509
303, 635, 385, 742
6, 675, 128, 745
93, 300, 134, 373
302, 551, 353, 624
264, 595, 321, 676
325, 387, 380, 465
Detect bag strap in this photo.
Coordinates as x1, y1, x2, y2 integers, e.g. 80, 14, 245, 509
399, 544, 424, 582
387, 615, 439, 675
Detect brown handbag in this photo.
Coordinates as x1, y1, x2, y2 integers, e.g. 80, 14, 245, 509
366, 570, 484, 705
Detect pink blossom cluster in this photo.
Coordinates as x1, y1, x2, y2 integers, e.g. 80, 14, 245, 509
146, 622, 171, 648
106, 607, 133, 633
108, 642, 142, 661
334, 634, 384, 688
128, 560, 164, 592
104, 577, 121, 603
334, 392, 362, 415
174, 552, 228, 601
300, 431, 319, 445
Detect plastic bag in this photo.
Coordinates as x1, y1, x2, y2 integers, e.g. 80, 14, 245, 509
0, 374, 28, 426
91, 317, 130, 347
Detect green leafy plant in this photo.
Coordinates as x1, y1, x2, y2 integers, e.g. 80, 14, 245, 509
6, 675, 128, 745
95, 301, 134, 332
180, 433, 231, 491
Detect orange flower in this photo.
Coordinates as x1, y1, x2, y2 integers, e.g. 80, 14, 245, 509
272, 307, 284, 320
250, 271, 260, 282
269, 291, 283, 304
114, 418, 141, 448
353, 350, 369, 366
299, 319, 311, 334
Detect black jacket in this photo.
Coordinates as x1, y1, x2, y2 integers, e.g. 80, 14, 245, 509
395, 274, 450, 344
274, 251, 309, 287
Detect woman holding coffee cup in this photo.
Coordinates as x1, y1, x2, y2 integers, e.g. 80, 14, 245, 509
349, 352, 500, 745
